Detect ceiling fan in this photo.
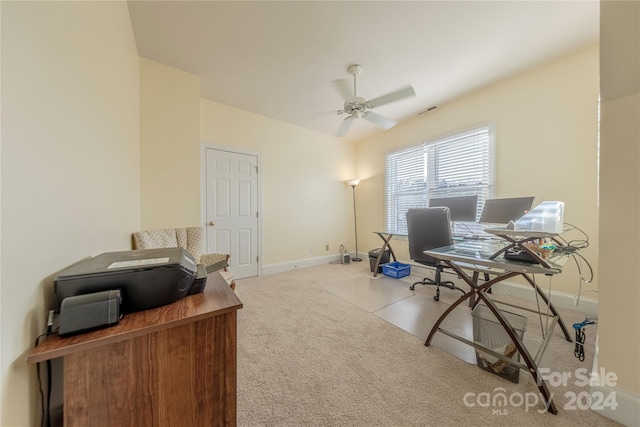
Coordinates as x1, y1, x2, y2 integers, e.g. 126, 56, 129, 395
334, 64, 416, 137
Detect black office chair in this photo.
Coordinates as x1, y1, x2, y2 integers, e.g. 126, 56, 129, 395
406, 207, 466, 301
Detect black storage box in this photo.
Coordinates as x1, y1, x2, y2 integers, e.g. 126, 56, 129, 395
368, 248, 390, 273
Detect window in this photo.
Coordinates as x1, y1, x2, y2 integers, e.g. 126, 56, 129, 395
385, 125, 494, 234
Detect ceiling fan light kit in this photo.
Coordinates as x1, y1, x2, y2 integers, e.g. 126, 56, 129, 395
334, 64, 415, 137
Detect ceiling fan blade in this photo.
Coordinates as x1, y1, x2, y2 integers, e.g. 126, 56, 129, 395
366, 85, 416, 109
337, 115, 355, 137
332, 78, 355, 102
362, 111, 397, 130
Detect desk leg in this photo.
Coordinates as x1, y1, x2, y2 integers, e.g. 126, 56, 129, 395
521, 274, 572, 342
425, 267, 520, 346
373, 234, 397, 277
476, 293, 558, 414
469, 271, 479, 308
425, 262, 558, 414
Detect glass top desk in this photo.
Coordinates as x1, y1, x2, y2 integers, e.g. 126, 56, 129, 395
423, 235, 574, 415
369, 229, 543, 275
370, 230, 482, 277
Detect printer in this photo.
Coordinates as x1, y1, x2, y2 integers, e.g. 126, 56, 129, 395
54, 247, 206, 316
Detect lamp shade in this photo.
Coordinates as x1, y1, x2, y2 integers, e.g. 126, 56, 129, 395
346, 179, 360, 187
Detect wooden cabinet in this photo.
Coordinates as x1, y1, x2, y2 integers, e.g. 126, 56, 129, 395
27, 271, 242, 427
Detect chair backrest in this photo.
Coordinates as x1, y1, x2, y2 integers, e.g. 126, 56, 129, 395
133, 226, 206, 262
406, 207, 453, 267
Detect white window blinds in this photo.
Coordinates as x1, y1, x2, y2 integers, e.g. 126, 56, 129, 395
385, 125, 494, 234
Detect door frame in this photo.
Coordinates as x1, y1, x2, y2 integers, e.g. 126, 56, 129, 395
200, 142, 262, 277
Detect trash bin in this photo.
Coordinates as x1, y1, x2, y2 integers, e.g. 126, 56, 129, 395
368, 248, 390, 273
472, 304, 527, 383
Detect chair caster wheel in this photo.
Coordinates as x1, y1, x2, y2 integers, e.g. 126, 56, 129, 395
433, 295, 439, 301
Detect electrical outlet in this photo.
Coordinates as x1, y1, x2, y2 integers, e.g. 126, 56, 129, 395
308, 247, 313, 254
325, 244, 329, 251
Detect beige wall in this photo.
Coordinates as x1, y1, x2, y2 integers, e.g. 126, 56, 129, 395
597, 0, 640, 415
598, 91, 640, 395
139, 58, 201, 230
1, 1, 636, 425
200, 100, 356, 266
139, 60, 356, 266
354, 45, 600, 298
0, 2, 140, 426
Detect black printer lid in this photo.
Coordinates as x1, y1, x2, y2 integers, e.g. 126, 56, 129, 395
55, 248, 197, 281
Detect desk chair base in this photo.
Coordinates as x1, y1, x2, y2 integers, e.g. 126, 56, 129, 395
410, 269, 465, 301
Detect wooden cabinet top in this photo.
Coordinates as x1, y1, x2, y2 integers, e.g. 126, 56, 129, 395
26, 271, 242, 364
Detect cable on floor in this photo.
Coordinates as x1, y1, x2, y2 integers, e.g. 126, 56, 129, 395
573, 317, 597, 361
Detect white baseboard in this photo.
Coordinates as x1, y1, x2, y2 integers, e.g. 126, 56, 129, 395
490, 280, 598, 316
261, 253, 343, 275
407, 261, 598, 315
589, 382, 640, 426
589, 336, 640, 426
262, 256, 598, 314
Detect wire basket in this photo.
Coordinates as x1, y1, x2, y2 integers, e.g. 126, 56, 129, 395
472, 304, 527, 383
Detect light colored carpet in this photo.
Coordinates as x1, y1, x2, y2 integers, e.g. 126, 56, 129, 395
234, 262, 619, 426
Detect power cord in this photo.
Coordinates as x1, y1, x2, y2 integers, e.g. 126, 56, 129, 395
331, 244, 352, 265
557, 223, 595, 307
34, 334, 48, 427
558, 222, 590, 249
571, 251, 595, 306
573, 317, 597, 361
35, 310, 57, 427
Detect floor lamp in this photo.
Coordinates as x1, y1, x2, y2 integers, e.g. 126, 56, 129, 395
347, 179, 362, 262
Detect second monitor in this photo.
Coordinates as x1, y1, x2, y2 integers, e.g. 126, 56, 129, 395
428, 195, 478, 222
478, 196, 535, 225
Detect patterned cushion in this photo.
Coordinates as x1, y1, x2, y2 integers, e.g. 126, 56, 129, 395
175, 228, 188, 252
133, 227, 229, 272
201, 253, 229, 273
186, 227, 205, 261
133, 229, 178, 250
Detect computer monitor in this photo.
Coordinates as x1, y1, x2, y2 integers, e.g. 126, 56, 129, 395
428, 195, 478, 222
478, 196, 535, 225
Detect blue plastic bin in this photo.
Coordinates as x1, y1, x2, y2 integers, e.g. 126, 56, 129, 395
381, 262, 411, 279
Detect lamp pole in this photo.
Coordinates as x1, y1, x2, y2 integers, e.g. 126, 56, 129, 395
347, 179, 362, 262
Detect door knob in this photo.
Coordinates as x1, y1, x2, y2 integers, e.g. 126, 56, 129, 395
208, 221, 215, 226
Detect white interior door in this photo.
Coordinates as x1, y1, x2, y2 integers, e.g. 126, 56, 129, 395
205, 148, 259, 279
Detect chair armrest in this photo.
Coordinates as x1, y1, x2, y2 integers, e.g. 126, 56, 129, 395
201, 253, 229, 274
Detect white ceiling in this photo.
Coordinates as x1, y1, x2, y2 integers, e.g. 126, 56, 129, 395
127, 1, 599, 141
